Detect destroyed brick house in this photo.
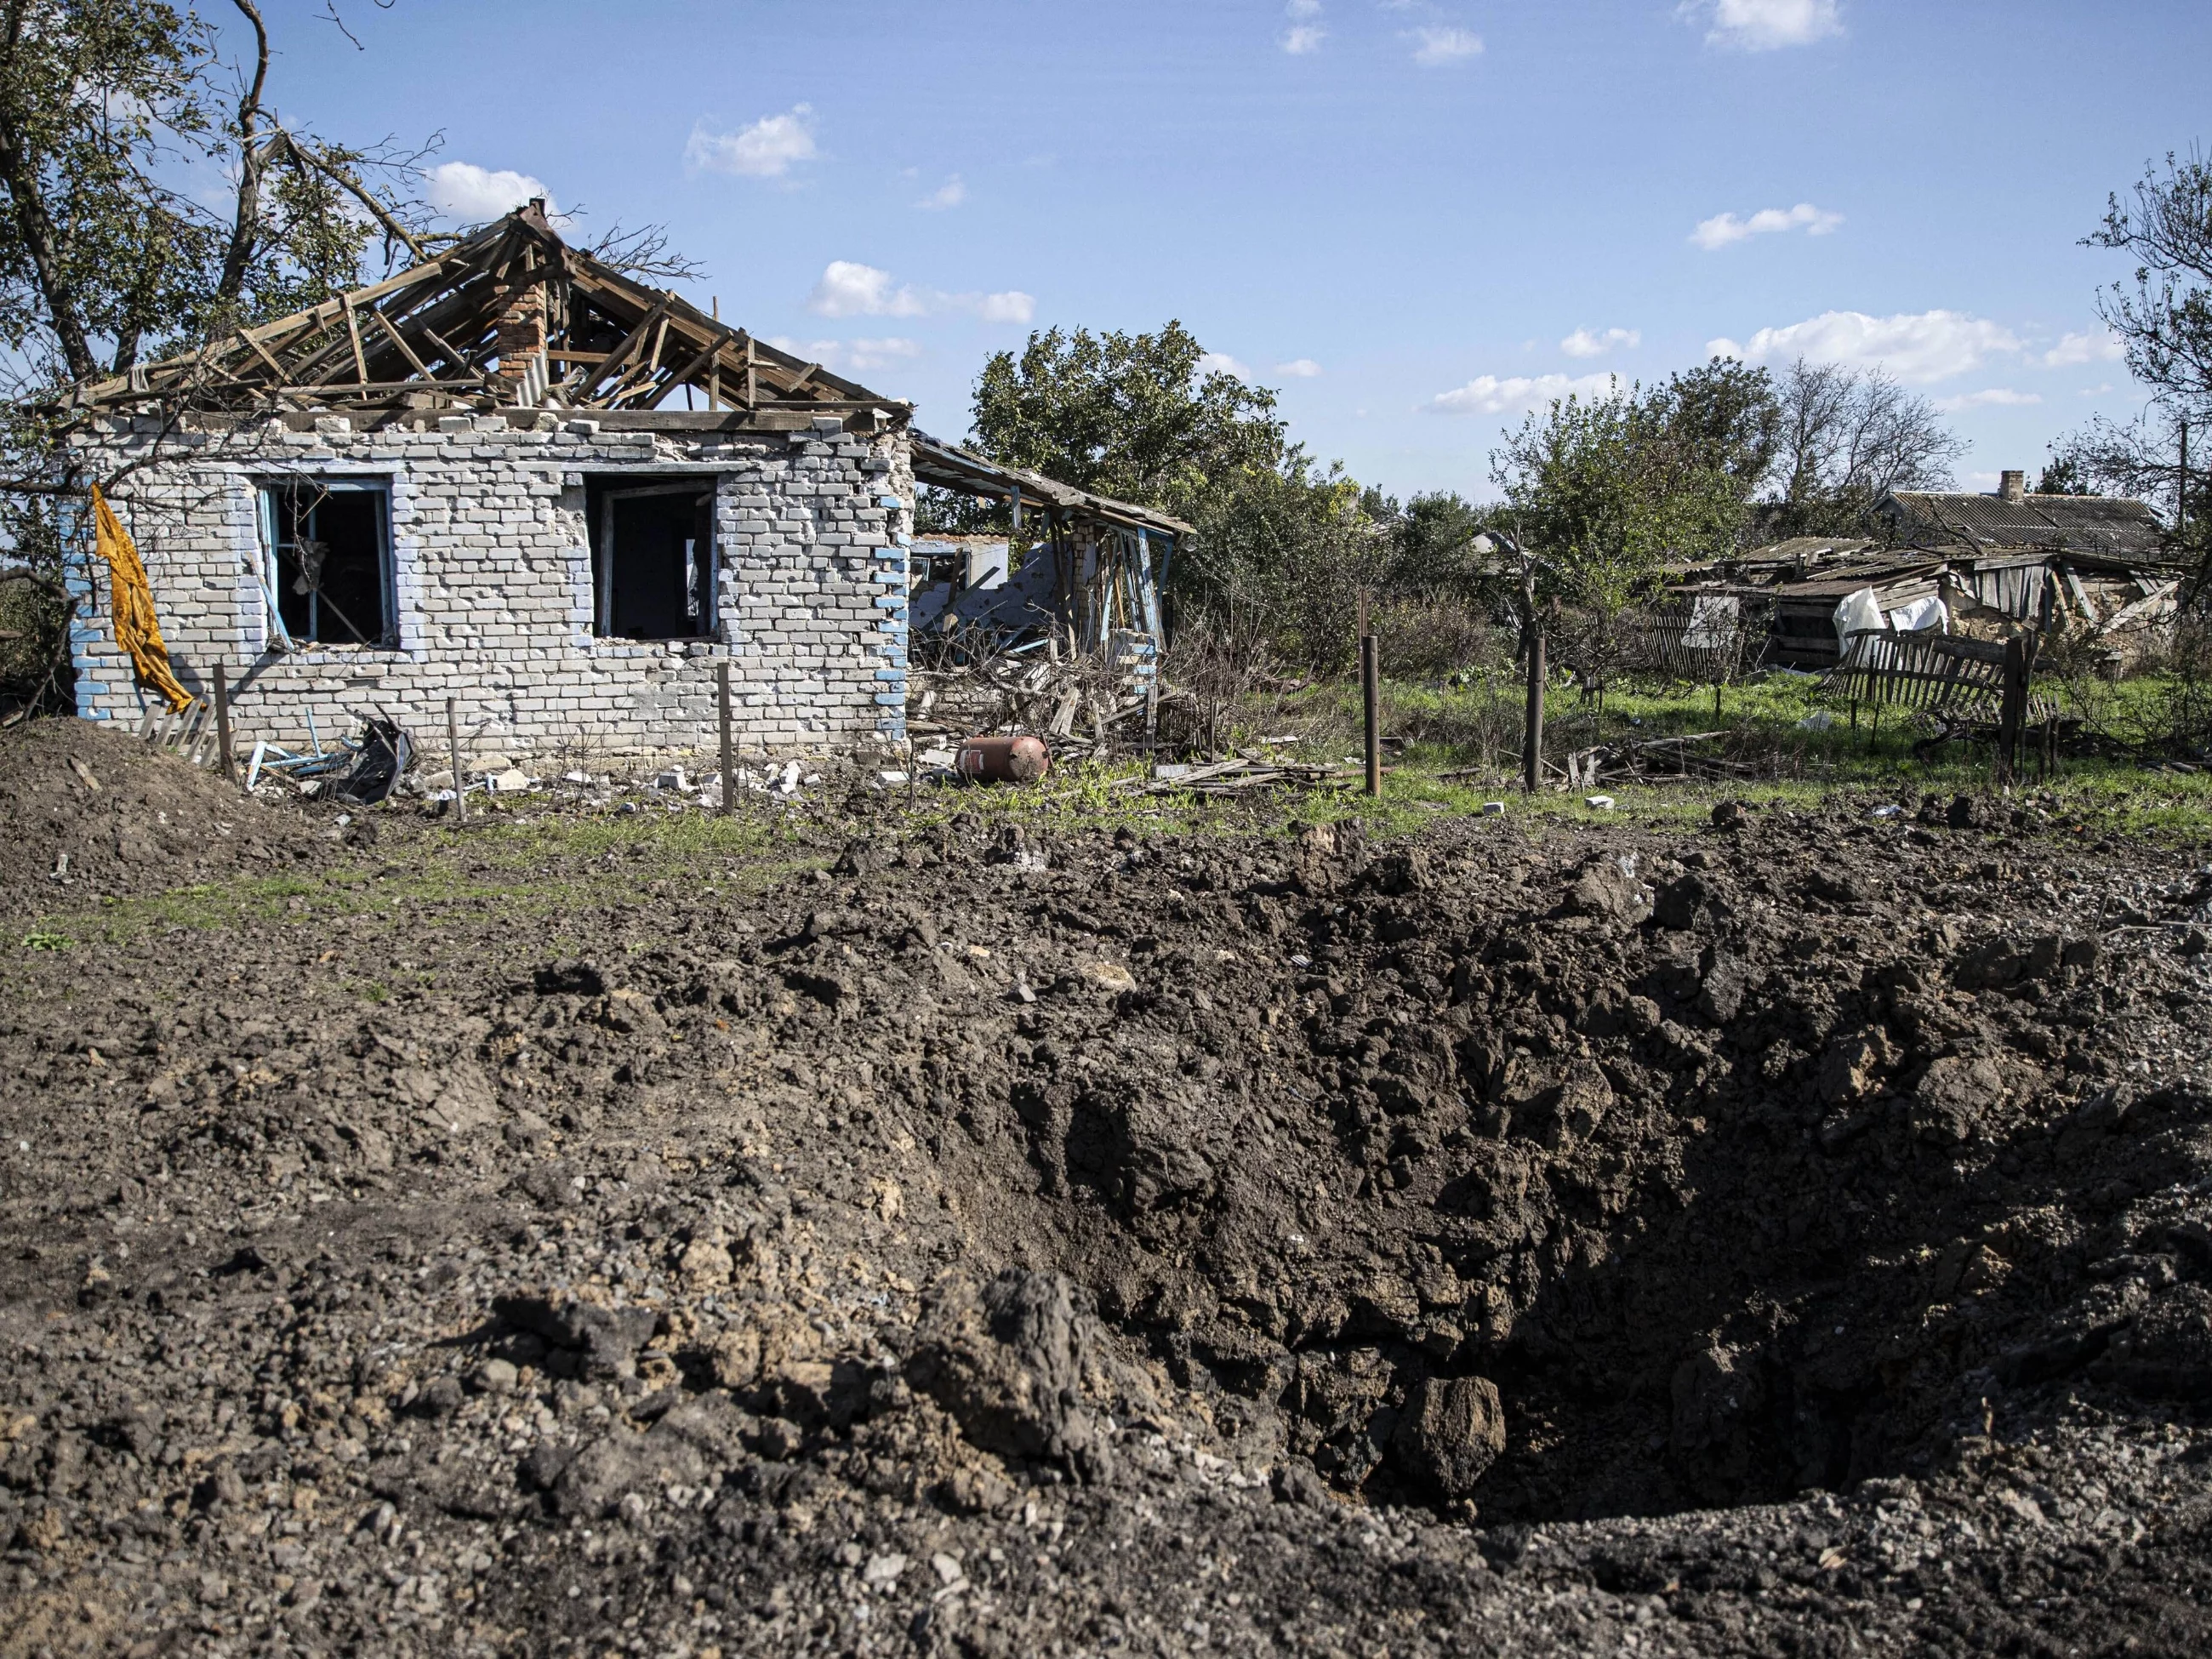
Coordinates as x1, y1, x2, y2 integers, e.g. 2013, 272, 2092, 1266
56, 203, 1188, 762
1673, 470, 2180, 670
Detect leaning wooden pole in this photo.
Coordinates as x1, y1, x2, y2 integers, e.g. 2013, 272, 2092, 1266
446, 695, 466, 825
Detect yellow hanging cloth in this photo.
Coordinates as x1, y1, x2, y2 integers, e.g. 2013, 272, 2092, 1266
90, 483, 192, 712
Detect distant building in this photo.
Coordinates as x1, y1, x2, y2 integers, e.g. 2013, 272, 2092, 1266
1671, 470, 2177, 670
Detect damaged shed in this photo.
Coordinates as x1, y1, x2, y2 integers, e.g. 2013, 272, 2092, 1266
1677, 471, 2180, 670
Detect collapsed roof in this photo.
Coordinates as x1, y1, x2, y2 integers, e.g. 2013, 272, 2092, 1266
64, 202, 904, 430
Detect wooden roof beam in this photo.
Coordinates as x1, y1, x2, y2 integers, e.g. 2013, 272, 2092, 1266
570, 291, 674, 405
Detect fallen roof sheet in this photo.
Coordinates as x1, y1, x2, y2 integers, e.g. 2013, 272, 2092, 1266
910, 431, 1194, 540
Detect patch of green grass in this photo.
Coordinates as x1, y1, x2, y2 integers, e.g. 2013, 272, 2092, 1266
19, 928, 72, 951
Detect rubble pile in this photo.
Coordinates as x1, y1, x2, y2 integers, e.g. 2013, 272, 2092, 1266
3, 789, 2212, 1653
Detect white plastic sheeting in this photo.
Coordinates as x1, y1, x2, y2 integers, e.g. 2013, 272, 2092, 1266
1833, 585, 1947, 662
1833, 587, 1884, 661
1886, 593, 1949, 634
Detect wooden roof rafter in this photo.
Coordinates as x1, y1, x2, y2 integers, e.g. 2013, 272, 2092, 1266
65, 203, 910, 425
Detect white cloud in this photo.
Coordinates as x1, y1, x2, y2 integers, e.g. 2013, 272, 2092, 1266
1708, 310, 2021, 384
2042, 330, 2124, 368
808, 261, 927, 318
1425, 372, 1622, 415
1685, 0, 1843, 51
1560, 326, 1639, 359
1934, 387, 2042, 412
1276, 358, 1324, 378
766, 336, 923, 374
916, 174, 966, 211
975, 290, 1035, 324
1199, 351, 1253, 382
1282, 24, 1325, 53
1690, 202, 1844, 250
423, 162, 555, 222
685, 105, 817, 179
1411, 26, 1484, 66
807, 261, 1033, 325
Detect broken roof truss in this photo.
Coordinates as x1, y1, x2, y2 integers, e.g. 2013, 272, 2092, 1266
66, 202, 901, 427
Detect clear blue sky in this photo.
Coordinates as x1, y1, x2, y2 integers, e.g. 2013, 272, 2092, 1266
249, 0, 2208, 502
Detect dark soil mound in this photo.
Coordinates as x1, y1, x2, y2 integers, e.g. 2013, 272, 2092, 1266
3, 802, 2211, 1653
0, 715, 320, 915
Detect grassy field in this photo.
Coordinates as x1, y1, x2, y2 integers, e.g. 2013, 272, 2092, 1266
15, 662, 2209, 964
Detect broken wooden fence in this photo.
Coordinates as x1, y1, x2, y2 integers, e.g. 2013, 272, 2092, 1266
133, 697, 223, 767
1627, 597, 1754, 684
1826, 630, 2057, 721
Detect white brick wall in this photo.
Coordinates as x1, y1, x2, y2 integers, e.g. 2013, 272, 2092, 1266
68, 411, 915, 762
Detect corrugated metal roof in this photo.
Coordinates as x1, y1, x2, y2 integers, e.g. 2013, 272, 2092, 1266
1886, 491, 2164, 556
1771, 564, 1943, 602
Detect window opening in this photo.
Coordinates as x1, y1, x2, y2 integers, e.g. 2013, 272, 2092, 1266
585, 479, 717, 641
256, 479, 394, 647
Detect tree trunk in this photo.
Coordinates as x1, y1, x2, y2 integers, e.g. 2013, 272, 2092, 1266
214, 0, 272, 305
0, 2, 97, 380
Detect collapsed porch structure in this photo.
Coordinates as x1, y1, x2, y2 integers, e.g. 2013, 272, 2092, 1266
56, 202, 1176, 767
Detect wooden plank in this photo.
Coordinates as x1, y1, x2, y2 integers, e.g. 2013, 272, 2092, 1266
364, 305, 436, 379
657, 328, 747, 408
572, 291, 673, 404
235, 329, 291, 383
417, 323, 477, 374
344, 305, 370, 383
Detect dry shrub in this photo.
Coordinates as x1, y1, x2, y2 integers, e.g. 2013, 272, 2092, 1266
2039, 614, 2212, 761
1369, 597, 1497, 681
1160, 619, 1275, 754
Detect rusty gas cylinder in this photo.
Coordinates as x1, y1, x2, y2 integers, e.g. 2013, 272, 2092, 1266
956, 733, 1050, 784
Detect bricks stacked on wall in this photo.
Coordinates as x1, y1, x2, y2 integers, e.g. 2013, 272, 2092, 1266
68, 410, 914, 763
490, 286, 548, 394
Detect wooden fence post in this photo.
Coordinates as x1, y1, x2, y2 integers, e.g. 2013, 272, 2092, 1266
1995, 636, 2027, 785
1522, 615, 1546, 795
446, 695, 466, 824
214, 663, 234, 784
717, 661, 735, 818
1358, 593, 1380, 798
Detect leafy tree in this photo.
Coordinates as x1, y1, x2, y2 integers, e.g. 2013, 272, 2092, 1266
1382, 488, 1491, 597
2034, 455, 2092, 495
0, 0, 434, 392
1489, 376, 1761, 616
1644, 357, 1781, 491
957, 320, 1393, 670
0, 0, 446, 710
2089, 148, 2212, 419
964, 322, 1288, 516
